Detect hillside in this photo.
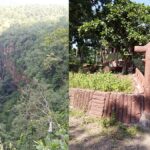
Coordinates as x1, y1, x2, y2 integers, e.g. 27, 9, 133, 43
0, 5, 68, 150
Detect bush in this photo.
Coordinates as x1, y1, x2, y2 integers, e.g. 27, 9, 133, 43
35, 128, 68, 150
101, 113, 117, 128
69, 72, 133, 93
101, 119, 138, 139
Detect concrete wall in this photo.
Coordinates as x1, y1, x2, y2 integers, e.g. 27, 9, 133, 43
70, 88, 145, 124
135, 68, 145, 93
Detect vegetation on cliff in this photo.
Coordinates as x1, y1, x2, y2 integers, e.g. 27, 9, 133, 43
0, 5, 68, 150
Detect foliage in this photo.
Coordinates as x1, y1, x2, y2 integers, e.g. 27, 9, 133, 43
101, 113, 139, 139
70, 0, 150, 72
101, 123, 139, 140
69, 108, 85, 118
35, 128, 68, 150
69, 0, 104, 64
101, 113, 117, 128
69, 72, 133, 93
0, 4, 68, 150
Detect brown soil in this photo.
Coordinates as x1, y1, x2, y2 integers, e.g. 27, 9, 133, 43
69, 115, 150, 150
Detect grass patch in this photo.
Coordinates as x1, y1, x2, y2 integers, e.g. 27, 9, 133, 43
69, 108, 85, 118
70, 108, 139, 140
69, 72, 133, 93
101, 123, 139, 140
100, 113, 139, 139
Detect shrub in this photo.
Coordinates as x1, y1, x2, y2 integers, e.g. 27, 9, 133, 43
101, 113, 117, 128
69, 72, 133, 93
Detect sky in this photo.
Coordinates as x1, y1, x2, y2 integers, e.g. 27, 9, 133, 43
132, 0, 150, 5
0, 0, 68, 6
0, 0, 149, 6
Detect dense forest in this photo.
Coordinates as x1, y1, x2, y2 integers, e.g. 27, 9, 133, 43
0, 5, 68, 150
70, 0, 150, 74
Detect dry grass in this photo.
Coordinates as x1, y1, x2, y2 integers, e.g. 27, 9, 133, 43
69, 108, 150, 150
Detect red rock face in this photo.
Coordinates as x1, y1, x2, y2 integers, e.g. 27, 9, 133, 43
0, 43, 30, 85
69, 88, 144, 124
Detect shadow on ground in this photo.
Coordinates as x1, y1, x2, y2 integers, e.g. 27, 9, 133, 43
69, 116, 150, 150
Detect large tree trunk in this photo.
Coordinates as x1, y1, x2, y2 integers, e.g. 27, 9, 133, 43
122, 56, 132, 74
78, 46, 84, 64
122, 60, 128, 74
77, 39, 84, 65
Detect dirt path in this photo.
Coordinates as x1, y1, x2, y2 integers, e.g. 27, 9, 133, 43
69, 113, 150, 150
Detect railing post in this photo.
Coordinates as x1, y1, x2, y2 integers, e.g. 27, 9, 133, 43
134, 42, 150, 113
144, 47, 150, 113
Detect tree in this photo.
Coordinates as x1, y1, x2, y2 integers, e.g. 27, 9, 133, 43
69, 0, 113, 64
0, 5, 68, 149
70, 0, 150, 73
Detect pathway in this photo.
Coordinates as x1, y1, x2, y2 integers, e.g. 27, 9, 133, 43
69, 112, 150, 150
